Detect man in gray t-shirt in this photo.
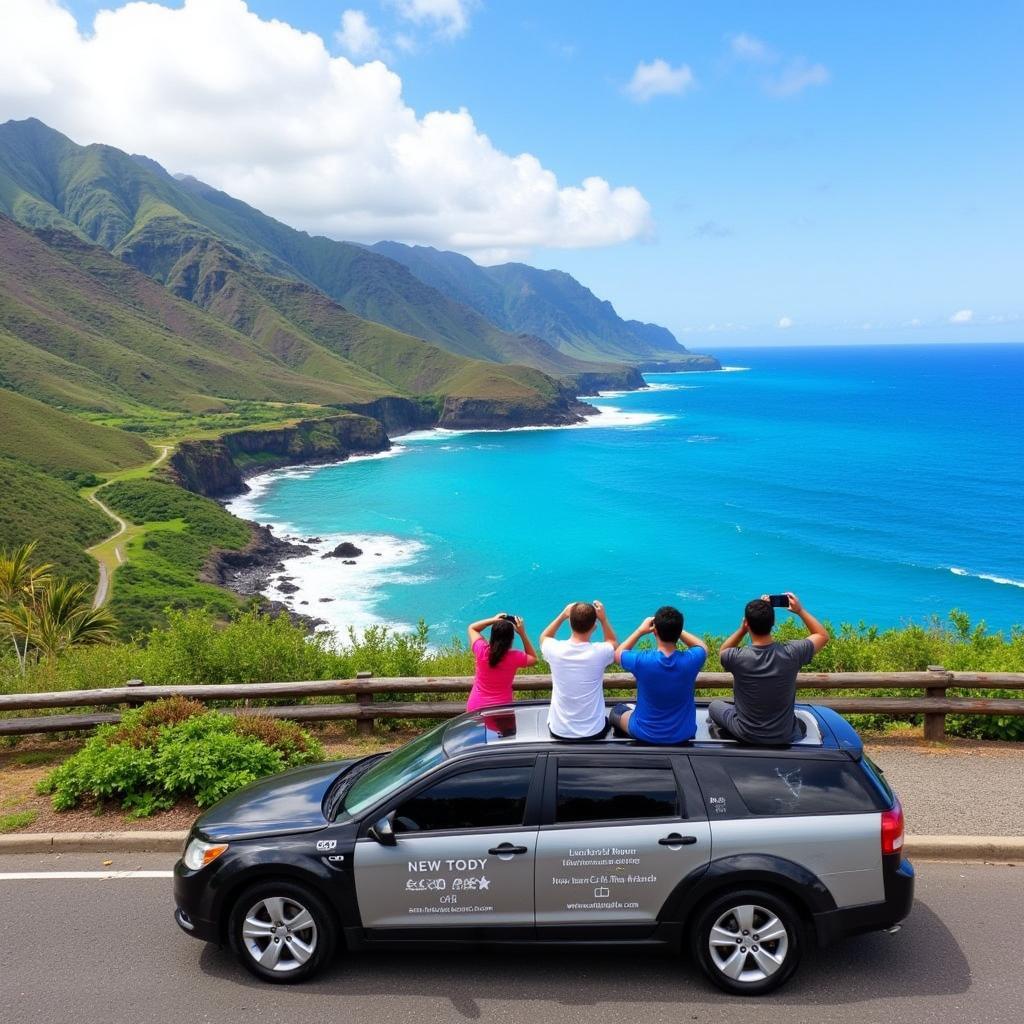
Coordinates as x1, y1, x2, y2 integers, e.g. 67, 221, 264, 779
710, 592, 829, 745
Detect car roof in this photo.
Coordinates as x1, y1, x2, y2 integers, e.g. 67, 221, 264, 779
441, 701, 861, 759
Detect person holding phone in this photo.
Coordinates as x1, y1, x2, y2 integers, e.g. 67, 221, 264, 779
466, 612, 538, 712
709, 592, 829, 745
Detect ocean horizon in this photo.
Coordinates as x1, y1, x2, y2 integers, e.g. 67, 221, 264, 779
229, 342, 1024, 643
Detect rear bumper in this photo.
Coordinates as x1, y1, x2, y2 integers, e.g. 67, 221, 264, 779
813, 855, 915, 945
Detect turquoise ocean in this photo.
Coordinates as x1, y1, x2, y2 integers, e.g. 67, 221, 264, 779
228, 343, 1024, 641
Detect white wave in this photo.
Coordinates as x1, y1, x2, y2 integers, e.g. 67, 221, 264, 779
950, 567, 1024, 590
686, 434, 720, 443
720, 366, 751, 372
263, 533, 430, 634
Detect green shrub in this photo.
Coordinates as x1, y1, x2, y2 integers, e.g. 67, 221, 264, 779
40, 699, 325, 816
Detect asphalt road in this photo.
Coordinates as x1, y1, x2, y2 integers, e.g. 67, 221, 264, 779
1, 853, 1016, 1024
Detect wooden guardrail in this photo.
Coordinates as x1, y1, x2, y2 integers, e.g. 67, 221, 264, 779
1, 668, 1022, 739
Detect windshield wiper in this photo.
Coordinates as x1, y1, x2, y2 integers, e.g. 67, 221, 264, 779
324, 753, 386, 821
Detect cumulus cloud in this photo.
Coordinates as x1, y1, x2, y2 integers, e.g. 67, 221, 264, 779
949, 309, 974, 324
777, 316, 794, 329
0, 0, 650, 260
625, 59, 696, 102
336, 9, 387, 60
390, 0, 475, 40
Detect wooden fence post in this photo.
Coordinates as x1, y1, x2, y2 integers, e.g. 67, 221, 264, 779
356, 671, 374, 736
925, 665, 949, 741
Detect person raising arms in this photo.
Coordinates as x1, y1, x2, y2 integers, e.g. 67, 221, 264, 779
610, 606, 708, 744
465, 612, 538, 713
540, 600, 618, 740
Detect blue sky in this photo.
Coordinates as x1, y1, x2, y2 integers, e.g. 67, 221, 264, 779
31, 2, 1024, 345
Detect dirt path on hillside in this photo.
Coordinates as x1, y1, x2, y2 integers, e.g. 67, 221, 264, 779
87, 445, 172, 608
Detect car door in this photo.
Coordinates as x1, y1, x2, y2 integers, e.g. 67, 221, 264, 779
535, 754, 711, 933
353, 755, 541, 934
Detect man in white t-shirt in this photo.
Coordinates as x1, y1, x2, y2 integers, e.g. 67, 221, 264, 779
540, 600, 618, 740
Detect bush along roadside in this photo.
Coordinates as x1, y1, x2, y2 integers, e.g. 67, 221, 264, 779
37, 697, 324, 817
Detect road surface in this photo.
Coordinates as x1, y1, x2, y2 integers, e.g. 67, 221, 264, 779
1, 853, 1017, 1023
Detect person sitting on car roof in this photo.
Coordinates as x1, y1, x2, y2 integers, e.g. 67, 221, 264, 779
466, 612, 538, 713
610, 606, 708, 743
709, 592, 829, 745
540, 600, 618, 740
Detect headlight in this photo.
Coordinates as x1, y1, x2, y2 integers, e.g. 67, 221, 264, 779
183, 837, 229, 871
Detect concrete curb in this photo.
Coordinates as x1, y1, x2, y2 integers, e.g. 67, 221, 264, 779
0, 831, 188, 854
0, 831, 1020, 861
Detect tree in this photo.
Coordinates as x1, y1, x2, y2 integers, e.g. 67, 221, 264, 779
0, 544, 115, 672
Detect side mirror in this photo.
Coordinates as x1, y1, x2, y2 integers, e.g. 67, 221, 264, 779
368, 810, 397, 846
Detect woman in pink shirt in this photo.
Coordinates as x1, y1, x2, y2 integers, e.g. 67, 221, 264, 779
466, 612, 538, 712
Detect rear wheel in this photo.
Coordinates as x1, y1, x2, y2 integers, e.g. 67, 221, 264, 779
692, 889, 802, 995
228, 881, 336, 983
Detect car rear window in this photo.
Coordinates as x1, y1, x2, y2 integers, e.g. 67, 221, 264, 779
695, 756, 884, 817
556, 765, 679, 824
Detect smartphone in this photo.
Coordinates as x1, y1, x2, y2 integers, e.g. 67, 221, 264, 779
769, 594, 791, 609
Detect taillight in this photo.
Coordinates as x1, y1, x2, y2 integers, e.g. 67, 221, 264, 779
881, 799, 904, 856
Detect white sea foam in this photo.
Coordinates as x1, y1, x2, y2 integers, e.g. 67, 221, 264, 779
264, 533, 430, 634
686, 434, 720, 443
950, 567, 1024, 590
720, 366, 751, 372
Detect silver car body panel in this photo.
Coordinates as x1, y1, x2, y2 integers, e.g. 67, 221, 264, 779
353, 830, 537, 929
535, 820, 712, 925
709, 813, 883, 907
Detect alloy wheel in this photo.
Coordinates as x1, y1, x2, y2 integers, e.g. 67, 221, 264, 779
240, 895, 319, 974
706, 902, 790, 983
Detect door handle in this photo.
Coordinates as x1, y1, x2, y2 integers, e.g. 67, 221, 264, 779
659, 833, 698, 847
488, 843, 528, 855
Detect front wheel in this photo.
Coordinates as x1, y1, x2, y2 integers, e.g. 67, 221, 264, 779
228, 881, 337, 983
692, 889, 802, 995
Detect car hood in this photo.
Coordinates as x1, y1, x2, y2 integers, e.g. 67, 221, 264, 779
194, 758, 359, 842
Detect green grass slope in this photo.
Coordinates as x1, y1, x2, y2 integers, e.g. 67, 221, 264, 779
0, 213, 393, 414
0, 457, 110, 583
0, 119, 605, 377
0, 388, 153, 474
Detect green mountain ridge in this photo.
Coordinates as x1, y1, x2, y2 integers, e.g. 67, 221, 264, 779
0, 118, 636, 382
368, 240, 715, 366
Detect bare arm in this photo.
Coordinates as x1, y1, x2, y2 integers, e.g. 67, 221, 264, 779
614, 616, 654, 664
786, 593, 829, 652
514, 617, 539, 667
679, 628, 708, 653
540, 603, 575, 643
593, 599, 618, 648
468, 612, 504, 647
719, 621, 748, 655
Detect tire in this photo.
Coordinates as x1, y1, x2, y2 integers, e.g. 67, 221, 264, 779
228, 881, 337, 984
691, 889, 803, 996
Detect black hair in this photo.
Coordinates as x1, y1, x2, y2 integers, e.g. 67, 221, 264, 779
745, 598, 775, 636
569, 601, 597, 633
653, 605, 684, 643
488, 618, 515, 667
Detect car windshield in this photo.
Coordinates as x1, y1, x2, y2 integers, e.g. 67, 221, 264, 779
342, 720, 448, 817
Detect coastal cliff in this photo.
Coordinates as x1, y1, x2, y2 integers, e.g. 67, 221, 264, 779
166, 412, 389, 497
637, 354, 722, 372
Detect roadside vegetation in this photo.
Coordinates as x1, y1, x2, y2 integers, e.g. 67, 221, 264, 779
2, 605, 1022, 741
39, 697, 324, 817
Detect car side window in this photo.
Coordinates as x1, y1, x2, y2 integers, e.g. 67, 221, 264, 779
710, 756, 884, 817
394, 765, 533, 833
555, 765, 679, 825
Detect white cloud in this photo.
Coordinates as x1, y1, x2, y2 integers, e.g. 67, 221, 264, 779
390, 0, 475, 40
730, 33, 773, 62
949, 308, 974, 324
764, 58, 830, 98
625, 59, 696, 102
0, 0, 651, 260
777, 316, 794, 329
336, 9, 386, 60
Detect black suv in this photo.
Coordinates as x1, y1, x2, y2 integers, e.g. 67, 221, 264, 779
174, 702, 913, 995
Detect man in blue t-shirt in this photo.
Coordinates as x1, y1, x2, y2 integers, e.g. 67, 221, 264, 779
610, 606, 708, 743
